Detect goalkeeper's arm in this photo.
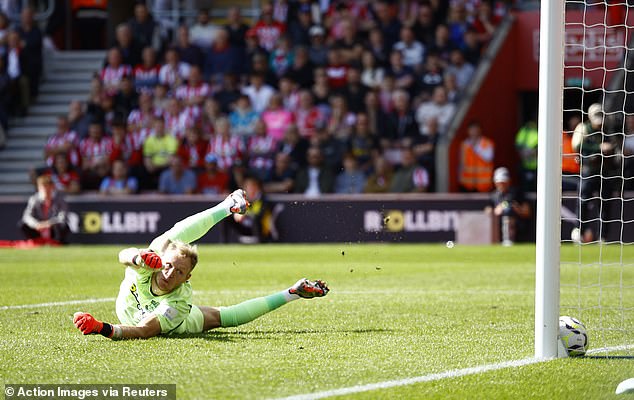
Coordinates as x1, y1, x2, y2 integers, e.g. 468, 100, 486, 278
73, 312, 161, 340
118, 248, 163, 270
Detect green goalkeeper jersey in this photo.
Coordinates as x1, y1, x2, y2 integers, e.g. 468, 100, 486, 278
115, 266, 193, 334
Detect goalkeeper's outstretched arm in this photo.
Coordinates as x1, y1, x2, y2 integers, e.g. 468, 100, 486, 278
73, 312, 161, 339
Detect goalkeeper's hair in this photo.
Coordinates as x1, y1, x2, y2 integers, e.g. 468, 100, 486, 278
168, 241, 199, 271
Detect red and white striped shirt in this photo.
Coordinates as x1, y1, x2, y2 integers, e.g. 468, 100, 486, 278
294, 107, 324, 138
164, 106, 200, 139
206, 135, 245, 171
159, 62, 191, 89
127, 108, 160, 131
175, 83, 211, 105
45, 130, 80, 167
79, 136, 114, 166
247, 135, 277, 171
101, 65, 132, 94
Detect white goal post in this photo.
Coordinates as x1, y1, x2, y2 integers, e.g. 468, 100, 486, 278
535, 0, 565, 359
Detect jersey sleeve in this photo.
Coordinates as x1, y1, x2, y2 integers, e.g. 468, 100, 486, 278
152, 298, 191, 334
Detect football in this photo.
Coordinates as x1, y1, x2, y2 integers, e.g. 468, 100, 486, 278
559, 316, 589, 357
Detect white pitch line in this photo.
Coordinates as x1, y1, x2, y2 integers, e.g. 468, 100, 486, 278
0, 297, 115, 311
272, 342, 634, 400
272, 358, 542, 400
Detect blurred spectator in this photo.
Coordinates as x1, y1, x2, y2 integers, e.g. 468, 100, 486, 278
44, 115, 80, 168
206, 117, 245, 171
99, 159, 139, 195
383, 90, 417, 155
251, 52, 278, 87
177, 126, 209, 172
413, 117, 439, 191
484, 167, 531, 246
278, 75, 300, 110
307, 25, 328, 67
134, 47, 161, 92
430, 24, 454, 65
269, 35, 294, 78
204, 28, 243, 83
445, 49, 474, 92
225, 7, 249, 49
562, 114, 581, 191
113, 23, 142, 67
159, 47, 190, 90
262, 93, 295, 141
252, 2, 286, 52
159, 156, 197, 194
113, 75, 139, 117
288, 4, 313, 46
415, 86, 456, 136
246, 118, 277, 181
412, 3, 437, 47
364, 156, 393, 193
175, 65, 210, 108
389, 147, 429, 193
101, 47, 132, 96
16, 7, 42, 98
515, 119, 538, 192
418, 52, 445, 100
459, 120, 494, 193
174, 25, 203, 69
143, 116, 178, 187
348, 112, 379, 173
443, 72, 460, 103
393, 26, 425, 72
200, 97, 222, 137
229, 94, 260, 138
228, 175, 274, 243
5, 30, 29, 116
214, 72, 242, 114
127, 91, 156, 132
197, 154, 230, 195
190, 9, 220, 49
372, 0, 402, 50
447, 3, 469, 49
20, 174, 69, 243
110, 119, 144, 177
360, 50, 385, 91
277, 123, 309, 169
294, 89, 323, 139
153, 83, 170, 113
68, 100, 90, 138
386, 49, 416, 95
367, 28, 389, 68
311, 67, 331, 107
264, 152, 295, 193
242, 72, 275, 113
335, 153, 366, 194
471, 1, 502, 45
287, 46, 314, 89
325, 47, 348, 90
294, 146, 334, 196
326, 94, 355, 141
364, 90, 388, 138
343, 66, 368, 113
461, 28, 483, 65
48, 153, 81, 195
79, 120, 113, 190
129, 2, 161, 51
311, 125, 346, 173
334, 18, 363, 64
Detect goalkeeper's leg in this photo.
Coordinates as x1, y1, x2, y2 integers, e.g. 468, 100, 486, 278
149, 189, 249, 251
199, 279, 329, 331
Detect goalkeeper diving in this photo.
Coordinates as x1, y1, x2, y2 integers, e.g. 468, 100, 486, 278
73, 190, 329, 339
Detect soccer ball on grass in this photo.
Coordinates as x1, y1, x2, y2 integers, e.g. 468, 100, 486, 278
559, 316, 589, 357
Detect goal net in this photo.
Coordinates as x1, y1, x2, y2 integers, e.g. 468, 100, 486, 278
559, 0, 634, 356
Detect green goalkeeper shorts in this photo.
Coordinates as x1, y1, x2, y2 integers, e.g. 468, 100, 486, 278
170, 304, 204, 335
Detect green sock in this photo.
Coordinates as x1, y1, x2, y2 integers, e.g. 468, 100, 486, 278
219, 291, 298, 327
166, 200, 231, 244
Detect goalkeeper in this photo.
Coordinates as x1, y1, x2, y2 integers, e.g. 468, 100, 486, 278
73, 190, 329, 340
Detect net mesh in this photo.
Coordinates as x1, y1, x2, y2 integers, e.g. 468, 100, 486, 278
561, 0, 634, 355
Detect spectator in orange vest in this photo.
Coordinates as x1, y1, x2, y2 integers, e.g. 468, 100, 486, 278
562, 114, 581, 191
459, 120, 494, 192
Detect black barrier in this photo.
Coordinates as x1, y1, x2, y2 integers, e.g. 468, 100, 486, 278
0, 194, 494, 244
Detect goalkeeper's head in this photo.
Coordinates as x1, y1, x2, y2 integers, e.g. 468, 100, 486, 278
155, 241, 198, 293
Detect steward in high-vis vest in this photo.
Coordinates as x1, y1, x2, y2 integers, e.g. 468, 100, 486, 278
515, 120, 538, 192
459, 121, 495, 192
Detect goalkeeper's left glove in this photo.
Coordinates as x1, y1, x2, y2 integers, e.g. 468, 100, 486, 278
73, 312, 120, 339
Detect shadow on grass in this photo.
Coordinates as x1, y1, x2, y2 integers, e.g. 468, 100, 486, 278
170, 327, 395, 341
585, 355, 634, 360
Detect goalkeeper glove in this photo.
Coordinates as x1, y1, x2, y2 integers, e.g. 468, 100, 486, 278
73, 312, 119, 338
136, 250, 163, 269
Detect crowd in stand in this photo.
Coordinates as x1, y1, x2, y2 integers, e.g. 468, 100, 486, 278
37, 0, 512, 196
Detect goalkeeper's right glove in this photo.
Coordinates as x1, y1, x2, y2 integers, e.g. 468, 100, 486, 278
73, 312, 117, 338
136, 250, 163, 269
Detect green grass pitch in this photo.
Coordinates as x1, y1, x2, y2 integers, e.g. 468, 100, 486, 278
0, 244, 632, 399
